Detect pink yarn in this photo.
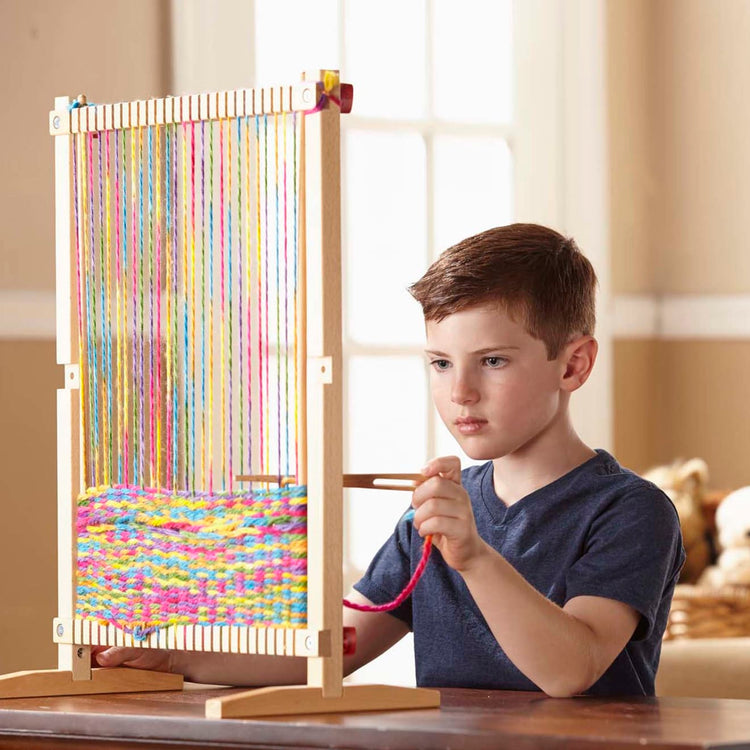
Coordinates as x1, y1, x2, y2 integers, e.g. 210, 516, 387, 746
343, 536, 433, 613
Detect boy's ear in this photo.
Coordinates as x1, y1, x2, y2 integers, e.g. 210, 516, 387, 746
560, 335, 597, 392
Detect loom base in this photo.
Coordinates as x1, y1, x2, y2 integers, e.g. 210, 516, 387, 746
204, 683, 441, 718
0, 667, 184, 699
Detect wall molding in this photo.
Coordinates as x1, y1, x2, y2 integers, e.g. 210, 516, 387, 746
0, 291, 56, 339
4, 290, 750, 342
613, 294, 750, 339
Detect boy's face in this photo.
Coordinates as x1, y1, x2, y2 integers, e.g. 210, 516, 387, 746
425, 304, 568, 462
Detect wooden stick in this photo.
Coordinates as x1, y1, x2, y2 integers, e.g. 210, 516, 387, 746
53, 94, 82, 677
343, 473, 422, 491
49, 83, 322, 136
205, 683, 440, 719
53, 619, 325, 657
236, 474, 298, 487
0, 669, 183, 700
302, 69, 343, 699
237, 473, 422, 492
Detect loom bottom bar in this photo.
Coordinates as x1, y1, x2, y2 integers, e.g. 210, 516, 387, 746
0, 668, 183, 699
54, 619, 324, 657
205, 683, 441, 719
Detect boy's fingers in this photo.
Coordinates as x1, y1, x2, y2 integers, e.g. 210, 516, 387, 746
95, 647, 141, 667
421, 456, 462, 484
413, 497, 463, 526
412, 475, 465, 508
94, 647, 121, 666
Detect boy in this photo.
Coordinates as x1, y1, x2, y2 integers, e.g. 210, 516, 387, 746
96, 223, 684, 697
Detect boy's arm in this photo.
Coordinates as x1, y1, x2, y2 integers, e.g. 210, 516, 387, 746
459, 549, 639, 697
413, 456, 640, 698
94, 592, 409, 686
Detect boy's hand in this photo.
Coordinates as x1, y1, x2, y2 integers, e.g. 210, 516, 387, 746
412, 456, 489, 573
91, 645, 172, 673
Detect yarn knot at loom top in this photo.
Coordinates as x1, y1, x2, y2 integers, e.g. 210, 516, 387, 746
303, 70, 354, 114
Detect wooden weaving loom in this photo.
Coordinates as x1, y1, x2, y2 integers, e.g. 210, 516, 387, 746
0, 70, 438, 718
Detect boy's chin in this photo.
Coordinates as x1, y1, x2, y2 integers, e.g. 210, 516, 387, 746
456, 439, 503, 462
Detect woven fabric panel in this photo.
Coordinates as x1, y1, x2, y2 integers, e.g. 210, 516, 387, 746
76, 484, 307, 637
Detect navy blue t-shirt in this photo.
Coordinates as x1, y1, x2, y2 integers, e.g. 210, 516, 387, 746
353, 450, 685, 696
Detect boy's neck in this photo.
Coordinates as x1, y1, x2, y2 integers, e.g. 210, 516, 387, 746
491, 417, 596, 507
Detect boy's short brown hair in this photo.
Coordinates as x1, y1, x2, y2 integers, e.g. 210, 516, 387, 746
409, 223, 597, 359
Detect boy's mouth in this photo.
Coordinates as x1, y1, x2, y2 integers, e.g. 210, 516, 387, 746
454, 417, 488, 435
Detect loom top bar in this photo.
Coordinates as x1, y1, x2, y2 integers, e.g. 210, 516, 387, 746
49, 82, 323, 136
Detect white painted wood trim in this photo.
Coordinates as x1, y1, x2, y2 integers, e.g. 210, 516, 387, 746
5, 289, 750, 343
0, 291, 56, 338
613, 294, 750, 339
611, 295, 659, 338
7, 289, 750, 342
561, 0, 612, 451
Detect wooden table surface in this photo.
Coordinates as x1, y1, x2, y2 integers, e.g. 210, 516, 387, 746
1, 686, 750, 749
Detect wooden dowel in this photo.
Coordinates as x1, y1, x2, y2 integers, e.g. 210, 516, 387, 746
342, 473, 422, 491
236, 473, 422, 492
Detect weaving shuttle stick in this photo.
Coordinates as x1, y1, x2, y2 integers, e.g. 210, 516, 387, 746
238, 473, 422, 492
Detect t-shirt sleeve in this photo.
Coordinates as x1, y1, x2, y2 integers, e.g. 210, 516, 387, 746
564, 488, 685, 641
352, 508, 415, 627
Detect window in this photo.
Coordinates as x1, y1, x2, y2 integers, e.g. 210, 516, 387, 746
253, 0, 566, 685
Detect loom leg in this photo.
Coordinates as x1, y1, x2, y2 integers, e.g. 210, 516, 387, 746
0, 667, 183, 699
204, 683, 440, 719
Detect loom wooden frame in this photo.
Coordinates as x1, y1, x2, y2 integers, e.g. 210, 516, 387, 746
0, 71, 438, 718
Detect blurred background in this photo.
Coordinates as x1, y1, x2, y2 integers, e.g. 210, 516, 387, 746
1, 0, 749, 685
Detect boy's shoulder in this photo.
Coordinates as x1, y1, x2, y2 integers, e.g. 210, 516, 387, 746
460, 451, 681, 525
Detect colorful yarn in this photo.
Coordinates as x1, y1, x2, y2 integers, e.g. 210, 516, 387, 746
70, 107, 305, 638
76, 484, 308, 637
343, 535, 433, 613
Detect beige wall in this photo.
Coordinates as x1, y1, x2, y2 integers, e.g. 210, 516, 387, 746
0, 0, 170, 673
0, 0, 171, 291
607, 0, 657, 294
609, 0, 750, 489
614, 340, 750, 490
654, 0, 750, 293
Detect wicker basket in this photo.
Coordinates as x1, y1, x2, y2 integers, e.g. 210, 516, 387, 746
665, 584, 750, 640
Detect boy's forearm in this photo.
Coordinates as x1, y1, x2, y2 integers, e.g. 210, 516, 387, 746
460, 544, 599, 697
170, 650, 307, 687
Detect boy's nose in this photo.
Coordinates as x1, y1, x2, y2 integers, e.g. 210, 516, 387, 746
450, 376, 479, 405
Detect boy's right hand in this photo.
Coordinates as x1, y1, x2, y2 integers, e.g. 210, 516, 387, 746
91, 645, 172, 672
412, 455, 489, 574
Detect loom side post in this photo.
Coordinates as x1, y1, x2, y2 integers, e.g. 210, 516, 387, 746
302, 70, 344, 699
52, 94, 86, 677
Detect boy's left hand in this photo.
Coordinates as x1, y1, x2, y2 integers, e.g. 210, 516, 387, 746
412, 456, 489, 573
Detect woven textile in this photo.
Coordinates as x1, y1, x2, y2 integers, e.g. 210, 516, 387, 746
76, 484, 307, 635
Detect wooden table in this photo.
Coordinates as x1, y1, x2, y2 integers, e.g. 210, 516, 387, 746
1, 686, 750, 749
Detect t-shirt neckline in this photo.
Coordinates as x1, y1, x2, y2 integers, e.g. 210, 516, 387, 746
479, 449, 613, 525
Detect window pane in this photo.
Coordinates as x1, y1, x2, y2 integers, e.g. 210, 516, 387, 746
345, 131, 427, 345
345, 354, 427, 572
433, 135, 513, 254
254, 0, 340, 85
432, 0, 513, 123
344, 0, 426, 119
346, 355, 428, 472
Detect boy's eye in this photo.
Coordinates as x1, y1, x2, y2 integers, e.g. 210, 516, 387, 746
431, 359, 451, 371
483, 356, 507, 368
